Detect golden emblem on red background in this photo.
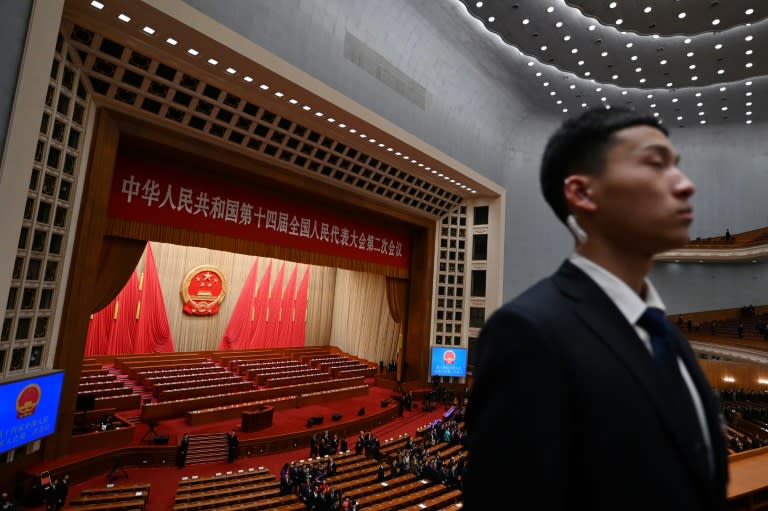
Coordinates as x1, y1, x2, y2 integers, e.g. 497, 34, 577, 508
17, 383, 41, 419
181, 265, 227, 316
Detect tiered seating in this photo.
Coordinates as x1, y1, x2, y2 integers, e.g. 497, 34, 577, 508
62, 482, 150, 511
172, 467, 303, 511
77, 365, 139, 411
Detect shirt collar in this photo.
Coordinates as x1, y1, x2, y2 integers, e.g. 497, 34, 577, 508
568, 253, 665, 327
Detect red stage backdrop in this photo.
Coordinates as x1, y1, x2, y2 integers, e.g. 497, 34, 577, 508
109, 155, 410, 268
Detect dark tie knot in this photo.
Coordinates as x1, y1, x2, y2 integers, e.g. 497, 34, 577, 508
638, 307, 669, 338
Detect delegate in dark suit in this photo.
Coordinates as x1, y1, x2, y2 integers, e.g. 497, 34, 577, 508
464, 107, 728, 510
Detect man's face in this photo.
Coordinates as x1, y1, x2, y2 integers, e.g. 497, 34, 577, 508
587, 124, 695, 256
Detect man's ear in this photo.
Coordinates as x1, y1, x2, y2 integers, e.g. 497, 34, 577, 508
563, 174, 596, 213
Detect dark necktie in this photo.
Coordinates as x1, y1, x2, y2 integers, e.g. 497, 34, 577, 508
638, 307, 709, 468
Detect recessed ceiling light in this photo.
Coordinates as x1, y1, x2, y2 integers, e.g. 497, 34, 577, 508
746, 50, 753, 55
653, 112, 659, 117
547, 6, 555, 13
187, 48, 199, 56
562, 108, 569, 113
746, 92, 753, 96
117, 13, 131, 22
577, 60, 585, 66
571, 48, 578, 54
698, 112, 705, 116
700, 120, 706, 125
328, 118, 336, 123
90, 0, 104, 9
349, 128, 357, 133
626, 42, 633, 48
528, 61, 534, 67
226, 67, 237, 74
616, 19, 623, 25
714, 44, 723, 50
522, 18, 530, 24
650, 103, 656, 107
582, 102, 587, 107
672, 98, 679, 103
274, 91, 284, 97
630, 55, 638, 61
721, 106, 728, 111
259, 84, 269, 90
697, 102, 703, 107
678, 12, 686, 19
666, 82, 673, 87
302, 105, 311, 110
142, 26, 155, 35
746, 8, 754, 15
535, 72, 542, 76
207, 58, 218, 65
644, 6, 652, 14
684, 38, 691, 44
621, 90, 628, 95
746, 120, 753, 124
695, 92, 701, 97
314, 112, 323, 117
712, 19, 720, 26
687, 52, 694, 57
555, 21, 563, 28
488, 16, 495, 22
635, 67, 642, 72
689, 64, 696, 70
746, 35, 753, 42
244, 76, 254, 83
543, 82, 550, 87
677, 116, 683, 120
746, 62, 753, 68
166, 37, 178, 46
746, 102, 752, 106
717, 69, 724, 74
612, 74, 619, 79
647, 94, 653, 99
601, 97, 607, 102
550, 91, 556, 96
570, 84, 576, 89
588, 24, 596, 31
476, 1, 483, 6
601, 51, 608, 57
288, 98, 298, 104
596, 87, 602, 92
564, 35, 571, 41
541, 45, 548, 51
556, 99, 562, 104
746, 111, 753, 116
720, 86, 727, 91
746, 81, 753, 86
609, 1, 617, 7
584, 71, 591, 76
660, 59, 667, 65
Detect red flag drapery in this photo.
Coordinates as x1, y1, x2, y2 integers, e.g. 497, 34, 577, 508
276, 265, 298, 346
134, 242, 174, 353
289, 265, 311, 346
84, 271, 140, 355
263, 262, 285, 348
219, 258, 258, 350
250, 260, 272, 348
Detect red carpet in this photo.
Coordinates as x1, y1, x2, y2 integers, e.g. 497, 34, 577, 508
28, 381, 449, 510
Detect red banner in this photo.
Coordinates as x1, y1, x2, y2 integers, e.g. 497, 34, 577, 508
108, 155, 410, 267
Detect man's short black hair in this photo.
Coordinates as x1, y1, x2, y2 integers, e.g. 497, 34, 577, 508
540, 106, 668, 223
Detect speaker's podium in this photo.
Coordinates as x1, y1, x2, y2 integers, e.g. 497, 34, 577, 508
241, 405, 274, 432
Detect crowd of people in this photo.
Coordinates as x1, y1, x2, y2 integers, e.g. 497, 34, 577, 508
720, 388, 768, 453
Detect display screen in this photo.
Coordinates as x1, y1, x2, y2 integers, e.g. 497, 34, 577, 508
0, 371, 64, 454
430, 347, 468, 377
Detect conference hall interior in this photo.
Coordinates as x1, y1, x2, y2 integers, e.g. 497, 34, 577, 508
1, 0, 768, 509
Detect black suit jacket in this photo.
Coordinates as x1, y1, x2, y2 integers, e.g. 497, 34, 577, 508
464, 260, 728, 510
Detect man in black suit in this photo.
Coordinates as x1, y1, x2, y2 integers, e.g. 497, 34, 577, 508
464, 107, 728, 510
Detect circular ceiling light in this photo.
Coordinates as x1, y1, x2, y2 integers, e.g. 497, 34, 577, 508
626, 42, 633, 48
678, 13, 686, 19
588, 24, 596, 31
616, 19, 623, 25
714, 43, 723, 49
601, 51, 608, 57
745, 35, 753, 42
746, 8, 754, 15
644, 6, 652, 14
712, 19, 720, 26
672, 98, 679, 103
660, 59, 668, 65
684, 38, 692, 44
555, 21, 563, 28
547, 6, 555, 13
609, 1, 617, 8
522, 18, 530, 24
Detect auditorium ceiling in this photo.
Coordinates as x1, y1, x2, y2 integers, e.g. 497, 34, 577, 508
457, 0, 766, 128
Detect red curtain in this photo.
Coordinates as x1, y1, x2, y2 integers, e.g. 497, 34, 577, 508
276, 265, 298, 347
219, 258, 259, 350
290, 266, 311, 346
250, 260, 272, 347
134, 242, 174, 353
263, 262, 285, 348
84, 271, 140, 355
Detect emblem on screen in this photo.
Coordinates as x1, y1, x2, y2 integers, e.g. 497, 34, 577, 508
181, 265, 228, 316
442, 350, 457, 365
16, 383, 42, 418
